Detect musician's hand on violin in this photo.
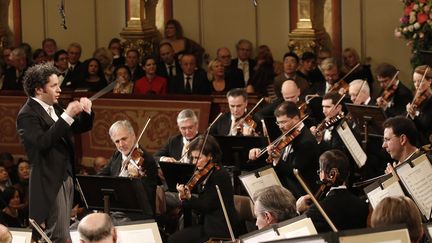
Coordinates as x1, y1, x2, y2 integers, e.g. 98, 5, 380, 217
376, 97, 388, 109
176, 183, 191, 200
338, 87, 346, 95
310, 126, 323, 143
266, 144, 281, 165
406, 103, 416, 119
242, 126, 255, 136
79, 97, 92, 114
160, 156, 177, 162
384, 162, 398, 175
248, 148, 261, 160
296, 195, 312, 214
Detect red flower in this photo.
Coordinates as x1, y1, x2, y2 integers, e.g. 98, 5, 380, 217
419, 0, 427, 3
404, 3, 415, 16
417, 13, 428, 24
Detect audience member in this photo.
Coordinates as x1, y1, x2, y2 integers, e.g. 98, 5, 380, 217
112, 65, 134, 94
75, 58, 108, 92
216, 47, 244, 87
0, 187, 26, 227
156, 42, 182, 82
108, 38, 125, 67
32, 49, 48, 65
41, 38, 57, 62
3, 47, 28, 90
231, 39, 256, 86
125, 49, 144, 82
93, 47, 115, 83
207, 59, 243, 93
134, 56, 167, 95
341, 48, 374, 86
274, 52, 310, 99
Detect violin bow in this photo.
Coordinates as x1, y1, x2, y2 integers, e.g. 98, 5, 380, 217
352, 79, 367, 105
339, 63, 361, 82
293, 169, 338, 232
383, 70, 400, 94
230, 98, 264, 134
120, 117, 151, 171
89, 81, 117, 101
216, 185, 236, 242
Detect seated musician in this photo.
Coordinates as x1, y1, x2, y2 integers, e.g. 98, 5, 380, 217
210, 88, 261, 136
310, 57, 345, 96
375, 63, 412, 117
154, 109, 199, 164
253, 185, 297, 229
348, 79, 373, 105
371, 196, 424, 243
406, 65, 432, 145
97, 120, 158, 216
296, 149, 368, 233
382, 116, 423, 175
169, 135, 240, 243
249, 101, 319, 198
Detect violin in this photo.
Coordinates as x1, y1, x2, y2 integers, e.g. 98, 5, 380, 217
328, 63, 361, 94
126, 147, 146, 177
408, 66, 431, 115
314, 172, 337, 200
378, 71, 399, 104
298, 102, 307, 117
315, 113, 345, 137
266, 129, 301, 163
231, 98, 264, 136
185, 161, 220, 195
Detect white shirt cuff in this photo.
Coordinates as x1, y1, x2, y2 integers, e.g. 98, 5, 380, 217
61, 112, 74, 126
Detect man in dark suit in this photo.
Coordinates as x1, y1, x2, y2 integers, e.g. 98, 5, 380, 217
2, 47, 28, 90
156, 42, 182, 80
98, 120, 157, 216
168, 53, 211, 95
296, 149, 368, 233
375, 63, 413, 117
16, 63, 94, 242
249, 101, 320, 198
154, 109, 199, 164
274, 52, 310, 99
230, 39, 256, 86
210, 88, 261, 136
125, 49, 145, 83
216, 47, 244, 87
64, 42, 84, 87
311, 57, 344, 96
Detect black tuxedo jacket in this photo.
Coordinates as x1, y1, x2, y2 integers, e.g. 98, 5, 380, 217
230, 58, 256, 83
383, 81, 413, 117
130, 66, 145, 83
413, 96, 432, 145
3, 67, 25, 90
156, 60, 182, 79
98, 149, 158, 212
153, 134, 184, 163
168, 69, 211, 95
274, 126, 320, 198
16, 98, 93, 224
305, 188, 368, 233
62, 62, 84, 89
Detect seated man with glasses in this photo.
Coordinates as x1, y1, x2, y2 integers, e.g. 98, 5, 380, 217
249, 101, 319, 199
382, 116, 423, 175
296, 149, 368, 233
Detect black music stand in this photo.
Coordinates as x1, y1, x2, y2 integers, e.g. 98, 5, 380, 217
76, 175, 153, 219
345, 104, 387, 149
159, 162, 195, 192
214, 135, 267, 171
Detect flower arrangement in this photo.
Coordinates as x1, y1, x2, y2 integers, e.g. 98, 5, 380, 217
395, 0, 432, 67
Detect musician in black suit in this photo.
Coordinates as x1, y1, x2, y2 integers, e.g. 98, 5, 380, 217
156, 42, 182, 81
310, 57, 344, 96
154, 109, 199, 164
98, 120, 158, 215
16, 63, 94, 242
249, 101, 320, 198
169, 135, 240, 243
230, 39, 256, 86
168, 54, 211, 95
375, 63, 413, 117
210, 88, 261, 136
296, 149, 368, 233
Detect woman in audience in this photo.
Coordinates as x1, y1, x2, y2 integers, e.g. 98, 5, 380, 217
112, 65, 134, 94
207, 59, 243, 93
32, 48, 48, 65
134, 56, 167, 95
0, 187, 26, 227
12, 159, 29, 212
371, 196, 424, 243
93, 47, 115, 83
161, 19, 205, 66
108, 38, 125, 67
341, 47, 374, 86
76, 58, 108, 92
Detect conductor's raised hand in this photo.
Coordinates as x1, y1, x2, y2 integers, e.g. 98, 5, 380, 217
65, 100, 83, 117
79, 97, 92, 114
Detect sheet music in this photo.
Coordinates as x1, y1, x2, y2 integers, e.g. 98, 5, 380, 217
11, 235, 27, 243
366, 176, 405, 209
336, 121, 366, 168
241, 229, 280, 243
239, 168, 281, 198
428, 225, 432, 239
338, 228, 410, 243
396, 154, 432, 219
118, 229, 155, 243
277, 217, 317, 239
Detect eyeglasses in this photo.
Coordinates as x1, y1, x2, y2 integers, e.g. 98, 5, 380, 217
316, 169, 324, 175
275, 120, 289, 126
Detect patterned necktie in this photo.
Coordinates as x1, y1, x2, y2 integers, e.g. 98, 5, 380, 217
47, 106, 57, 121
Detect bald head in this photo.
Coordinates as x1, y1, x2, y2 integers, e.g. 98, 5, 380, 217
281, 80, 300, 103
93, 156, 108, 173
0, 224, 11, 243
78, 213, 116, 243
348, 79, 370, 105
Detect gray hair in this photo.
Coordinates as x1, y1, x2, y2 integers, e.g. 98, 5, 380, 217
177, 109, 198, 124
253, 185, 297, 222
109, 120, 135, 139
320, 57, 339, 71
349, 79, 370, 96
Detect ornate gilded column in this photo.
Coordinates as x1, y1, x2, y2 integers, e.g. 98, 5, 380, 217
288, 0, 317, 56
120, 0, 161, 57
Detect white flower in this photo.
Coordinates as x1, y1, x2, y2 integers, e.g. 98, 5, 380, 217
403, 27, 409, 33
410, 13, 417, 24
413, 4, 419, 11
394, 29, 402, 37
408, 25, 414, 32
414, 22, 421, 29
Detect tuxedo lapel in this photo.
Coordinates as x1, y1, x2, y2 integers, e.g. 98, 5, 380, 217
28, 98, 55, 126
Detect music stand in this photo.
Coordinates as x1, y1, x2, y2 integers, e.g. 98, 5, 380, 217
214, 135, 267, 171
262, 116, 281, 141
345, 104, 387, 149
159, 162, 195, 192
76, 175, 153, 219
